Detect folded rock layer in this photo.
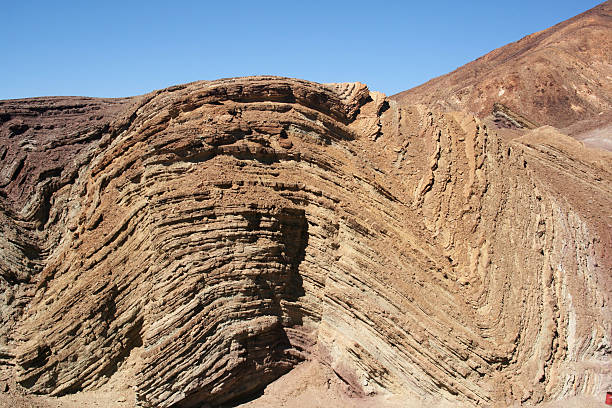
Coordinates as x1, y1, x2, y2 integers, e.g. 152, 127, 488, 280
0, 77, 610, 407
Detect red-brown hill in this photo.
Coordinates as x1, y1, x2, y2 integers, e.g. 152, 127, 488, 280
392, 1, 611, 146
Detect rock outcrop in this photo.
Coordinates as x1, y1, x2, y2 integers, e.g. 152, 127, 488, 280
1, 77, 610, 407
0, 95, 136, 343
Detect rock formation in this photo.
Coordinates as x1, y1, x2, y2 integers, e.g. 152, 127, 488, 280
1, 76, 611, 407
391, 0, 612, 148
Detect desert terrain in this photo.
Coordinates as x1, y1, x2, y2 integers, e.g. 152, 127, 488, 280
0, 2, 610, 408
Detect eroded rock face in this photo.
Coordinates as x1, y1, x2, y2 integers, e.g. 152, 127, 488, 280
0, 95, 137, 348
1, 77, 611, 407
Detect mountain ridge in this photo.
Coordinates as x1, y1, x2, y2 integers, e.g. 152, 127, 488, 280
0, 2, 611, 408
391, 0, 611, 147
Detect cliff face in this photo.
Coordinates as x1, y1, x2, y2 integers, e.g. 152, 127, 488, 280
391, 1, 612, 143
1, 77, 610, 407
0, 95, 136, 343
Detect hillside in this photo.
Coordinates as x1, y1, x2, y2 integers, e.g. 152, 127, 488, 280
0, 77, 610, 407
391, 1, 612, 149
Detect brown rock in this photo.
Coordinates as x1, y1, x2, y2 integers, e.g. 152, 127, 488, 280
279, 138, 293, 149
0, 75, 609, 408
391, 1, 612, 146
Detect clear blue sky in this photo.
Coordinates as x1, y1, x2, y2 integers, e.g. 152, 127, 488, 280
1, 0, 603, 99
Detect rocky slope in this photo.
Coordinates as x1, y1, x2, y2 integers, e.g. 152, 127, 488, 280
0, 95, 136, 340
0, 77, 610, 407
391, 0, 612, 147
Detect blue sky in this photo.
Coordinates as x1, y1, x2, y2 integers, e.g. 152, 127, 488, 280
1, 0, 603, 99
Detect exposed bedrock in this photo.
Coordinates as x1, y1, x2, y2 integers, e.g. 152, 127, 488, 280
1, 77, 610, 407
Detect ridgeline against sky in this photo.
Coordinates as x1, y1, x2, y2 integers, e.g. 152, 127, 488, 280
1, 0, 604, 99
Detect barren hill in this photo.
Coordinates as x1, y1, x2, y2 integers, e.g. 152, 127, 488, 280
391, 1, 612, 147
0, 77, 611, 407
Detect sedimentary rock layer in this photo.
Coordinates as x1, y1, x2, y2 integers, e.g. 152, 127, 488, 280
1, 77, 610, 407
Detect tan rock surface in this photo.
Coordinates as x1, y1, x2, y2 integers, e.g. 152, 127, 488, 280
0, 76, 610, 407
